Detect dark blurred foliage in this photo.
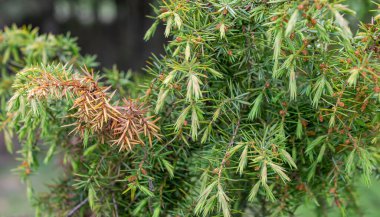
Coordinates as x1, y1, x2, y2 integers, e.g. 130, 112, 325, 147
0, 0, 377, 72
0, 0, 166, 71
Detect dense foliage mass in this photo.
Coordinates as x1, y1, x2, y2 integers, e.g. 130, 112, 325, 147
1, 1, 380, 216
0, 25, 98, 153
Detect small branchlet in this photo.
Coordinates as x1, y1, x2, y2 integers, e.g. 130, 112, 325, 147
9, 65, 160, 151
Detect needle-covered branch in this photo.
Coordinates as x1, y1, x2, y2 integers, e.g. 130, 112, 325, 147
8, 65, 160, 151
2, 1, 380, 217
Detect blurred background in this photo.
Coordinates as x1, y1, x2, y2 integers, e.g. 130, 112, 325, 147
0, 0, 379, 216
0, 0, 166, 71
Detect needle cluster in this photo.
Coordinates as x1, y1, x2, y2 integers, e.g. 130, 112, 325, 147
9, 65, 160, 151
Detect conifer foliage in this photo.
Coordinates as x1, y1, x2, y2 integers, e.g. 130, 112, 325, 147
0, 25, 98, 153
1, 1, 380, 216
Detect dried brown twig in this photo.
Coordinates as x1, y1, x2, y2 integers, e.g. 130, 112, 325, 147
20, 65, 161, 151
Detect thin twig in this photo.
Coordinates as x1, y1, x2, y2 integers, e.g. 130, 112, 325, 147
112, 193, 119, 217
218, 118, 241, 179
66, 198, 89, 217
